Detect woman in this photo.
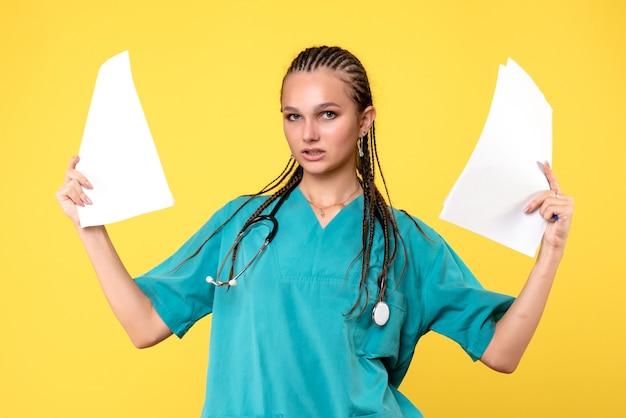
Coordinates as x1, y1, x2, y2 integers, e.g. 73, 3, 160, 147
56, 46, 574, 417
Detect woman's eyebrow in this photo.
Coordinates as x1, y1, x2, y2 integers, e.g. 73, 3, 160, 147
281, 102, 341, 112
316, 102, 341, 110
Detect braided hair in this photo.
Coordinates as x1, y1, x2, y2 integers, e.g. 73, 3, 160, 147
282, 46, 402, 315
181, 46, 403, 316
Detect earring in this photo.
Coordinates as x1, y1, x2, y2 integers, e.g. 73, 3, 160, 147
358, 135, 366, 158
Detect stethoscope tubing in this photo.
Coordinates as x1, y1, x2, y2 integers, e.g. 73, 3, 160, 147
205, 186, 390, 326
206, 189, 292, 287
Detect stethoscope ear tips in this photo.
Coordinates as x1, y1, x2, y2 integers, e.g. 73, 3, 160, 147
206, 276, 238, 287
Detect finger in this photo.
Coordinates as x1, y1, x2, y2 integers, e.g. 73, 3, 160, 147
523, 189, 554, 214
64, 187, 86, 207
539, 201, 561, 222
59, 180, 93, 206
543, 161, 562, 194
537, 197, 574, 226
67, 155, 80, 170
64, 156, 93, 189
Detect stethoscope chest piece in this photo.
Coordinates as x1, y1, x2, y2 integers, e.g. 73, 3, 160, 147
372, 300, 390, 326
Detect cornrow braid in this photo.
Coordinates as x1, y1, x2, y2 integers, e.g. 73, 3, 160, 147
224, 166, 303, 282
175, 158, 299, 269
347, 117, 401, 317
283, 46, 373, 111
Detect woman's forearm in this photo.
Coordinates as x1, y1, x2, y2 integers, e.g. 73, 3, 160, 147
480, 244, 563, 373
76, 225, 172, 348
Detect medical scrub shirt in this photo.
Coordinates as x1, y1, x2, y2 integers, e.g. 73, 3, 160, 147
135, 189, 514, 418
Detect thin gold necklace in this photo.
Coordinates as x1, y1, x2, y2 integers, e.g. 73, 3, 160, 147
304, 183, 361, 218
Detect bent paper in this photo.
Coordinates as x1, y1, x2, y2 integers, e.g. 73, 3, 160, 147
440, 58, 552, 257
76, 50, 174, 227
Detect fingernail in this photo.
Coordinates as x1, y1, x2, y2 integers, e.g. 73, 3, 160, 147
523, 205, 531, 213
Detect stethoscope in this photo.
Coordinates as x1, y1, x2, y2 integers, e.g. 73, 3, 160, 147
205, 188, 390, 326
205, 189, 290, 288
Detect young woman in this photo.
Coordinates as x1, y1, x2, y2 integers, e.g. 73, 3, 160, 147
56, 46, 574, 417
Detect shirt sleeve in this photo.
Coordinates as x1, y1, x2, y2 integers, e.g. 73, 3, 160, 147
134, 205, 230, 338
422, 235, 515, 361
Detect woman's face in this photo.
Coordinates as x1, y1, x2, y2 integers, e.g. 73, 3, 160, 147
281, 68, 375, 179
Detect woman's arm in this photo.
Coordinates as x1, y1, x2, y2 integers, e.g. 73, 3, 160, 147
479, 162, 574, 373
56, 156, 172, 348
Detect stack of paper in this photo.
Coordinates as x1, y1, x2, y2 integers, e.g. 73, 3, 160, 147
76, 51, 174, 227
439, 58, 552, 257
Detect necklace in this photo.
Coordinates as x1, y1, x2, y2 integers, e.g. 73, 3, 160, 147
304, 183, 361, 218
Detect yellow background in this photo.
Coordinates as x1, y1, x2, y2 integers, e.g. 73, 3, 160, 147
1, 0, 624, 417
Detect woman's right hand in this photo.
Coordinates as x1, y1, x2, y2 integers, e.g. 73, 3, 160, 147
55, 156, 93, 227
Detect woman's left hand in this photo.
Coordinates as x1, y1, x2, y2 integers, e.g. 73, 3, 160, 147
523, 161, 575, 251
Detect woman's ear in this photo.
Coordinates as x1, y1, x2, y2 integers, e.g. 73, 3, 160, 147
359, 106, 376, 134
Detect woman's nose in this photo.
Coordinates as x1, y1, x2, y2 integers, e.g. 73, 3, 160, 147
303, 120, 319, 142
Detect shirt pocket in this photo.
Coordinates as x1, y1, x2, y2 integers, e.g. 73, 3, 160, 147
352, 291, 407, 360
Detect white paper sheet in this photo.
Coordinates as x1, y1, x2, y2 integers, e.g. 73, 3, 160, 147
76, 50, 174, 227
439, 58, 552, 257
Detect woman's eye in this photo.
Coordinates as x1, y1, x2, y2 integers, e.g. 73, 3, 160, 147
286, 114, 300, 121
321, 111, 336, 119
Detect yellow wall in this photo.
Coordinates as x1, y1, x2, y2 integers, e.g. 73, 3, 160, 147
1, 1, 624, 417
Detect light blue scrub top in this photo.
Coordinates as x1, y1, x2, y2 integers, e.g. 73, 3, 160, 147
135, 188, 514, 418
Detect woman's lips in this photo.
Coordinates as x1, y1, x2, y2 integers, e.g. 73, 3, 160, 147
302, 149, 325, 161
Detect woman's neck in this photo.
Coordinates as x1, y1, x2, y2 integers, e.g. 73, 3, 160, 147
298, 174, 362, 210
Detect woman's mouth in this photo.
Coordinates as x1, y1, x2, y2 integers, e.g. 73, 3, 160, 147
302, 149, 325, 160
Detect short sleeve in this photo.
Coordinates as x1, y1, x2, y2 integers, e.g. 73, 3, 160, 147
422, 237, 515, 361
134, 205, 230, 338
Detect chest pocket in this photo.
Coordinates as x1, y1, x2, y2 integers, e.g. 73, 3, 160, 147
352, 290, 407, 360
